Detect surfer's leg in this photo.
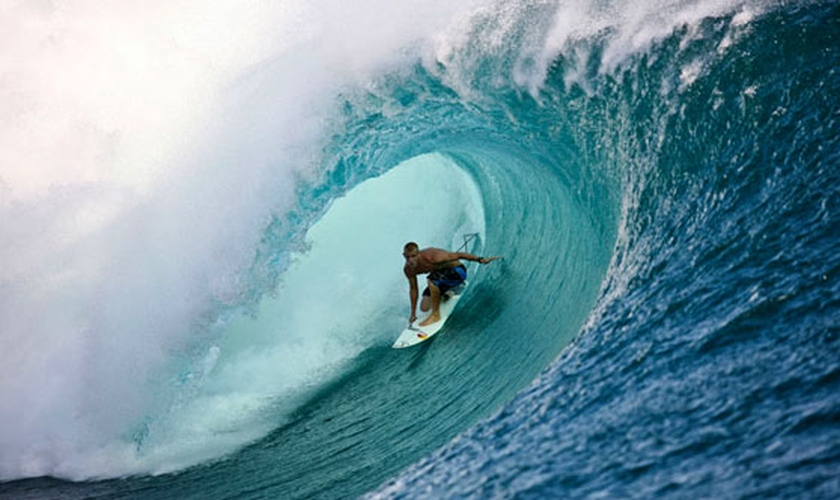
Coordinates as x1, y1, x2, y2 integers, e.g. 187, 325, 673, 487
434, 265, 466, 300
420, 287, 431, 311
419, 280, 441, 326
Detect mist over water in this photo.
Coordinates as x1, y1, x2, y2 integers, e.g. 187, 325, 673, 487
1, 0, 492, 479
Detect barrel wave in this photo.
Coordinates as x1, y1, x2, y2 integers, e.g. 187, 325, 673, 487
2, 0, 838, 499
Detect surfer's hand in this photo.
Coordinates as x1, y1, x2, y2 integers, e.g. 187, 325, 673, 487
479, 256, 501, 264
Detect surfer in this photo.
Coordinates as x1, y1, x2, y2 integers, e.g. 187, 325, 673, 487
403, 242, 500, 327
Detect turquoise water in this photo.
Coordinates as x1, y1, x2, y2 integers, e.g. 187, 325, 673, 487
2, 1, 839, 498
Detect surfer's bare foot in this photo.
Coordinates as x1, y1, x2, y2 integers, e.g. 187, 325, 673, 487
419, 313, 440, 326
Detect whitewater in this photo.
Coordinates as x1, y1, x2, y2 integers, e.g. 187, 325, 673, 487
2, 0, 838, 498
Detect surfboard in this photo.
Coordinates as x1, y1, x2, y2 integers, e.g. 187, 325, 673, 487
392, 282, 467, 348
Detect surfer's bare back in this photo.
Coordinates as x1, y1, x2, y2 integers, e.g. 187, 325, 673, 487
402, 242, 501, 326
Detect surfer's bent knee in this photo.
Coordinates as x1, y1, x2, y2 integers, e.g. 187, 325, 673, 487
420, 295, 431, 311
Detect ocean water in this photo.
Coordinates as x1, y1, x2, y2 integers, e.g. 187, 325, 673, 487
1, 0, 838, 498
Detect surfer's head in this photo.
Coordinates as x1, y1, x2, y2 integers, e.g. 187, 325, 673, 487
403, 242, 420, 263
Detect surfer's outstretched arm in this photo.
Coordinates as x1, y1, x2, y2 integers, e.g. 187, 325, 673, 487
456, 252, 501, 265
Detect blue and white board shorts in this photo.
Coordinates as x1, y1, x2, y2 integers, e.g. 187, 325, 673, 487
423, 265, 467, 296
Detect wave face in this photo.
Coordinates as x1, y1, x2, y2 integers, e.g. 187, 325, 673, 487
371, 2, 840, 499
2, 0, 839, 499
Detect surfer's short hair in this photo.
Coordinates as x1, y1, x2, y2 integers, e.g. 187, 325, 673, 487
403, 242, 419, 253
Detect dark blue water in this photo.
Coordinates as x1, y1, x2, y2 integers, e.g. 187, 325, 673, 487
373, 3, 840, 498
2, 1, 838, 499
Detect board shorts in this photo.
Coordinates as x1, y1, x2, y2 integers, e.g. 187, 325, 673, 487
423, 265, 467, 296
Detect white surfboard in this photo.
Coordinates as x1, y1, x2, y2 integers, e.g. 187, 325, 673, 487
392, 282, 467, 349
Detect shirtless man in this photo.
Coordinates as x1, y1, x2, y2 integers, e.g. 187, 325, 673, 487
403, 242, 501, 327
